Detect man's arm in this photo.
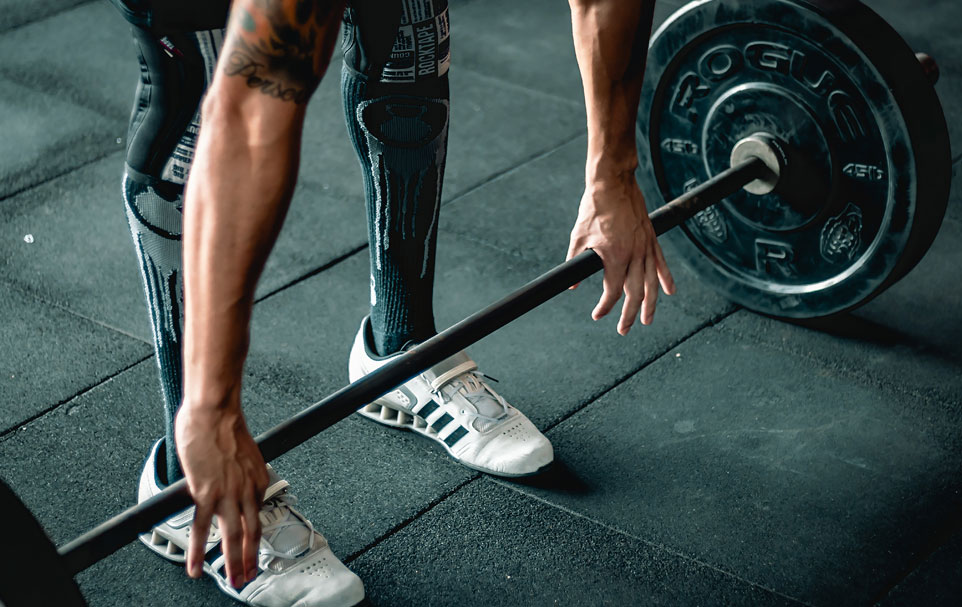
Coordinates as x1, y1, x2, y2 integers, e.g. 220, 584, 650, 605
177, 0, 344, 588
566, 0, 675, 334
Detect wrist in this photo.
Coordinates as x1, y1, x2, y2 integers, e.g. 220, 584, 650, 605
181, 380, 243, 414
584, 160, 638, 193
584, 145, 639, 185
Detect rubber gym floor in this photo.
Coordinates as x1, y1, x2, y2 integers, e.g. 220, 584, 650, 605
1, 1, 960, 605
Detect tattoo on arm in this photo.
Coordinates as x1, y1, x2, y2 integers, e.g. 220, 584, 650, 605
223, 0, 341, 104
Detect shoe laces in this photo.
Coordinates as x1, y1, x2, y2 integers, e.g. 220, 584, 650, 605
435, 372, 509, 431
256, 493, 316, 562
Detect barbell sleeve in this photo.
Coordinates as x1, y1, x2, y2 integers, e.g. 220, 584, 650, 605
57, 156, 766, 576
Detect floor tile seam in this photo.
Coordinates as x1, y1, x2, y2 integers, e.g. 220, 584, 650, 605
0, 1, 94, 35
450, 63, 585, 109
441, 229, 538, 262
342, 474, 482, 564
0, 278, 151, 345
542, 307, 739, 435
253, 243, 368, 304
0, 147, 121, 203
0, 354, 153, 441
0, 66, 126, 123
440, 129, 587, 213
252, 127, 586, 302
867, 515, 962, 605
487, 477, 814, 607
710, 316, 959, 408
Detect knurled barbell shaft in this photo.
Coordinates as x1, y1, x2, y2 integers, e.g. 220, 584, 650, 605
58, 156, 768, 576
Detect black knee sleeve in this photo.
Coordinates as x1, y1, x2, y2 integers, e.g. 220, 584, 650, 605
125, 26, 223, 186
113, 0, 228, 186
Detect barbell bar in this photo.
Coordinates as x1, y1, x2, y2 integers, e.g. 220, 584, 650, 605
3, 0, 952, 603
56, 154, 770, 578
0, 156, 769, 607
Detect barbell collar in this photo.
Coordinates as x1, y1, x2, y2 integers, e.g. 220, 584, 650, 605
57, 156, 766, 576
730, 134, 785, 195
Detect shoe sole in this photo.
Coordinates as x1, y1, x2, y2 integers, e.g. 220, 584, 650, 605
139, 529, 186, 563
357, 401, 553, 478
140, 529, 262, 603
140, 526, 367, 607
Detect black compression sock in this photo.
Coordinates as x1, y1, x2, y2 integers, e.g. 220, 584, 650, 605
340, 0, 451, 356
341, 68, 449, 356
123, 174, 185, 483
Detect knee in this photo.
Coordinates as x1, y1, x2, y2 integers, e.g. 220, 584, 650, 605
357, 96, 449, 149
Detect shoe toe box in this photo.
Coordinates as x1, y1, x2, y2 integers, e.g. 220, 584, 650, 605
469, 415, 554, 476
248, 546, 365, 607
290, 569, 365, 607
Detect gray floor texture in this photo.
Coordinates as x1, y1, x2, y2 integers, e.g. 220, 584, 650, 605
1, 0, 960, 606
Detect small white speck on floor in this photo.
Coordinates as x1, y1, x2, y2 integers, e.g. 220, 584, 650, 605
23, 234, 34, 243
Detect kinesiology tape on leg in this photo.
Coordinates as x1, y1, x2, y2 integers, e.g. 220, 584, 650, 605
341, 0, 451, 355
119, 22, 224, 483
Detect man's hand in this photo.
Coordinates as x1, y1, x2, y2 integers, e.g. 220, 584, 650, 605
567, 171, 674, 334
174, 403, 269, 589
567, 0, 665, 333
175, 0, 344, 588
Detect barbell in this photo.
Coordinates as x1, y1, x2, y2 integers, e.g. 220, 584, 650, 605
0, 0, 950, 605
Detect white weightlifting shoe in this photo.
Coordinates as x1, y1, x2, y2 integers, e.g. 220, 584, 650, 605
137, 440, 365, 607
348, 317, 554, 477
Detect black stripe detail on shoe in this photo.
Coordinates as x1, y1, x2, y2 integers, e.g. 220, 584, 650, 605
204, 544, 254, 590
431, 412, 454, 431
443, 426, 468, 447
417, 401, 440, 420
205, 545, 223, 566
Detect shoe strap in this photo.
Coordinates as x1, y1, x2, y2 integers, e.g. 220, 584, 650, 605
424, 351, 477, 392
263, 465, 290, 502
167, 466, 291, 549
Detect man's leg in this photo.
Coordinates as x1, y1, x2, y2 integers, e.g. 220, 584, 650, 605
341, 0, 449, 355
122, 24, 221, 484
342, 1, 554, 477
116, 8, 364, 605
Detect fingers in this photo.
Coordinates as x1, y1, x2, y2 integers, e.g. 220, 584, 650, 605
653, 237, 676, 296
640, 246, 658, 326
592, 260, 627, 320
617, 259, 645, 335
241, 485, 263, 584
218, 498, 246, 588
188, 503, 213, 579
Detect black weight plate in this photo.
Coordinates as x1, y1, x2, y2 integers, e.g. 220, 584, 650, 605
0, 478, 87, 606
637, 0, 951, 318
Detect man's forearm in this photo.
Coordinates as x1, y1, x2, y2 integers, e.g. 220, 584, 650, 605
181, 0, 343, 411
181, 95, 304, 410
569, 0, 655, 181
